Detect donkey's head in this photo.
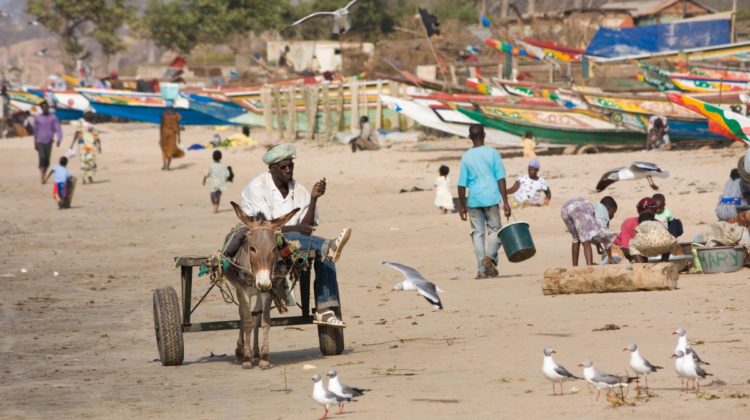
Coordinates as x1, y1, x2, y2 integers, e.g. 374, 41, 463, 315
230, 201, 300, 292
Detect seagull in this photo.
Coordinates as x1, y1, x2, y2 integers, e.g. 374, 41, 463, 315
673, 328, 709, 365
578, 360, 637, 401
542, 347, 581, 396
383, 261, 444, 309
672, 350, 688, 390
28, 20, 41, 26
282, 0, 359, 34
35, 48, 47, 57
623, 344, 662, 388
0, 10, 11, 18
312, 373, 350, 420
595, 161, 668, 192
327, 369, 367, 413
680, 348, 713, 392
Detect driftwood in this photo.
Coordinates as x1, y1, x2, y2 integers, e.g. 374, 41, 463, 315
542, 263, 679, 295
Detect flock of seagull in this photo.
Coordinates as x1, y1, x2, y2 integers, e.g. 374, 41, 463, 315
543, 328, 713, 401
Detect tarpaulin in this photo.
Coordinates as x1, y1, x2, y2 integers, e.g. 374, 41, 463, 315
586, 19, 731, 58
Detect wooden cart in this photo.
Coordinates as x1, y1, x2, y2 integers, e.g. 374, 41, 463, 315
152, 253, 345, 366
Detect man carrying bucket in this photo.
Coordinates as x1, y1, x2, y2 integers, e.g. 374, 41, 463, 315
457, 124, 511, 279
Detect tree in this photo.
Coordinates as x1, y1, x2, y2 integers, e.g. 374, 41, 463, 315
25, 0, 134, 72
138, 0, 286, 55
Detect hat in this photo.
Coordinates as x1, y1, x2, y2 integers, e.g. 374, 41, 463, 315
636, 197, 657, 214
528, 159, 540, 169
262, 144, 296, 165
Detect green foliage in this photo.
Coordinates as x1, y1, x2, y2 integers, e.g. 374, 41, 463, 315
139, 0, 286, 54
737, 8, 750, 21
25, 0, 134, 69
432, 0, 479, 25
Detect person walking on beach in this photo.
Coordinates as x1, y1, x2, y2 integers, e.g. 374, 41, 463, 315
159, 107, 184, 170
203, 150, 232, 214
457, 124, 511, 279
33, 101, 63, 183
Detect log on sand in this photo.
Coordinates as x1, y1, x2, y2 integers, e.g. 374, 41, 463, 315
542, 263, 679, 295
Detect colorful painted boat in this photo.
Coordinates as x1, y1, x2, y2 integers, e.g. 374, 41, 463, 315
490, 79, 588, 110
457, 105, 645, 146
78, 88, 232, 125
6, 89, 83, 121
580, 91, 726, 141
669, 75, 749, 93
522, 39, 584, 62
181, 91, 262, 126
49, 91, 90, 120
380, 95, 520, 147
667, 92, 750, 144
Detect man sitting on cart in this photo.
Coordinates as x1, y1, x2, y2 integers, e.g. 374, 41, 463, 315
231, 144, 351, 328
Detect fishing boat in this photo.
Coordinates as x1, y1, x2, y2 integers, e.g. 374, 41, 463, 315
78, 88, 232, 125
457, 104, 645, 147
49, 91, 90, 120
669, 74, 749, 93
580, 91, 727, 141
6, 89, 83, 121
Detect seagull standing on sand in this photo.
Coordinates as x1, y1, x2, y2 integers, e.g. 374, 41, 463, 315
579, 360, 637, 401
327, 369, 367, 414
678, 349, 713, 392
383, 261, 444, 309
312, 374, 350, 420
672, 350, 688, 389
673, 328, 709, 365
595, 161, 668, 192
282, 0, 359, 34
623, 344, 662, 388
542, 348, 581, 395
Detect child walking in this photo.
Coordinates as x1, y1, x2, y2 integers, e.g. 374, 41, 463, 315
203, 150, 232, 213
434, 165, 455, 214
44, 156, 75, 209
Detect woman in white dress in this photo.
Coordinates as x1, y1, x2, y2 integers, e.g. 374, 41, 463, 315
434, 165, 455, 214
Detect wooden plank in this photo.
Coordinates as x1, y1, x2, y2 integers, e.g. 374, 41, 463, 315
541, 263, 679, 295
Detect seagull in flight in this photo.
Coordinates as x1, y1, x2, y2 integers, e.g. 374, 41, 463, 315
282, 0, 360, 34
542, 347, 581, 395
595, 161, 668, 192
384, 261, 444, 309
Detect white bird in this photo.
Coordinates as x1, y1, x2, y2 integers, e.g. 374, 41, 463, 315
312, 373, 350, 420
623, 344, 662, 388
282, 0, 359, 34
28, 20, 41, 26
383, 261, 444, 309
672, 350, 688, 389
327, 369, 367, 414
542, 347, 581, 396
0, 10, 11, 18
595, 161, 668, 192
35, 48, 47, 57
679, 349, 713, 392
579, 360, 637, 401
673, 328, 709, 365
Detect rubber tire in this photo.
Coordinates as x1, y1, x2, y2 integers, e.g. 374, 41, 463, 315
576, 145, 600, 154
153, 287, 184, 366
318, 306, 345, 356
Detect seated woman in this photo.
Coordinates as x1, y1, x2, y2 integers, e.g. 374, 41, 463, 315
629, 212, 677, 263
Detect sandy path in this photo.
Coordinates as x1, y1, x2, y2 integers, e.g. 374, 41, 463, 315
0, 124, 749, 419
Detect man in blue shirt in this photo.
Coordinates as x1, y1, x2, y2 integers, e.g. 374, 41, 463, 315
458, 124, 511, 279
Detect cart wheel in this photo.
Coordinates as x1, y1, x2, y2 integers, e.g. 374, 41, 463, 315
153, 287, 184, 366
318, 307, 345, 356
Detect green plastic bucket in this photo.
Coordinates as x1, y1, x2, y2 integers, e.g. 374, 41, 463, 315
498, 221, 536, 263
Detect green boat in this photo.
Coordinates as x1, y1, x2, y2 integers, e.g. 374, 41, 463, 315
458, 106, 646, 146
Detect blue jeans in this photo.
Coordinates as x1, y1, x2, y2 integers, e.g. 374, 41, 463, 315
283, 232, 340, 310
468, 205, 502, 274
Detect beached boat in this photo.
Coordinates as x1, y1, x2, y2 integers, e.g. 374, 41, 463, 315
580, 91, 727, 141
78, 88, 232, 125
458, 104, 645, 146
489, 79, 587, 110
49, 91, 90, 120
669, 75, 749, 93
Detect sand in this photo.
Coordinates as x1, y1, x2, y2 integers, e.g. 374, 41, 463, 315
1, 123, 749, 419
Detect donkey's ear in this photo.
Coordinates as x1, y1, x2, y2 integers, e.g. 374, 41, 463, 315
270, 207, 301, 229
230, 201, 255, 226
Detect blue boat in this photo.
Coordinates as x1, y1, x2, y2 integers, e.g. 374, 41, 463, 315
78, 88, 233, 125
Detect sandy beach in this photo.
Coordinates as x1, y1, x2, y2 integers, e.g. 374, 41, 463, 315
1, 123, 749, 419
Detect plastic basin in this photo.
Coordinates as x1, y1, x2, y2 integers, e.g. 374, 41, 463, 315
695, 246, 746, 274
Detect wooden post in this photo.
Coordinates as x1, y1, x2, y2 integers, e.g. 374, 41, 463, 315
361, 81, 368, 127
287, 87, 296, 140
350, 79, 359, 132
336, 83, 344, 131
449, 65, 458, 86
261, 87, 272, 141
421, 24, 450, 91
731, 0, 738, 43
322, 83, 331, 141
388, 81, 400, 131
541, 263, 679, 295
274, 88, 283, 139
305, 85, 319, 141
375, 80, 383, 130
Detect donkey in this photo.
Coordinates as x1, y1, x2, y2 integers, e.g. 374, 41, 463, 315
225, 201, 300, 369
